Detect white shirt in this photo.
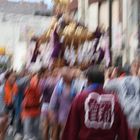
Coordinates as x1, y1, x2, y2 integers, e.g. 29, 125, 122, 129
104, 76, 140, 128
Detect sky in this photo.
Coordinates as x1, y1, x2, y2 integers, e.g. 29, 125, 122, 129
44, 0, 54, 10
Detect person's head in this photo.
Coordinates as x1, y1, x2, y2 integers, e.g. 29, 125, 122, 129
131, 59, 140, 76
44, 69, 49, 78
70, 67, 78, 79
5, 71, 12, 80
6, 71, 16, 85
18, 69, 26, 78
38, 67, 46, 79
52, 68, 59, 77
61, 67, 74, 84
85, 66, 104, 85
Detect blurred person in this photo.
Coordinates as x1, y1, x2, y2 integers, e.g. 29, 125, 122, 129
131, 59, 140, 76
0, 73, 8, 140
62, 66, 134, 140
22, 75, 41, 140
49, 67, 77, 140
14, 70, 31, 140
104, 60, 140, 140
4, 71, 18, 136
104, 66, 129, 88
40, 68, 60, 140
106, 66, 127, 79
40, 70, 51, 140
123, 62, 130, 75
131, 59, 140, 140
137, 67, 140, 140
72, 68, 87, 94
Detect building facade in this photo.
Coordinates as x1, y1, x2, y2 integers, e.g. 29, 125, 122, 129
77, 0, 139, 65
0, 0, 53, 71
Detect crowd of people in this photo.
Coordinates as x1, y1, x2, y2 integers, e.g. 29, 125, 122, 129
0, 58, 139, 140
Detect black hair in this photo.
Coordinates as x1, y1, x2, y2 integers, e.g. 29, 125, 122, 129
38, 67, 47, 78
85, 66, 104, 84
117, 66, 130, 76
5, 71, 13, 80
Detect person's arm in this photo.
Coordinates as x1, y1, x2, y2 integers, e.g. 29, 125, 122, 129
48, 86, 59, 123
104, 68, 119, 91
49, 86, 59, 111
62, 96, 81, 140
12, 83, 18, 103
104, 78, 119, 91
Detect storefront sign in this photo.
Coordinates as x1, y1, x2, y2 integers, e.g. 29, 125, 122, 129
0, 48, 5, 55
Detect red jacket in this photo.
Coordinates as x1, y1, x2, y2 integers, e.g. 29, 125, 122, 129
62, 85, 134, 140
4, 81, 18, 105
22, 85, 41, 120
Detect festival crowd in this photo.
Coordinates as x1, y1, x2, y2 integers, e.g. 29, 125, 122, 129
0, 58, 139, 140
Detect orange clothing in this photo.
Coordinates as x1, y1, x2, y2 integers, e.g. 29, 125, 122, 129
22, 108, 41, 120
4, 81, 18, 105
22, 84, 41, 120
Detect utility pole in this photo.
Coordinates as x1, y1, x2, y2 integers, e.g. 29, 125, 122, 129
138, 0, 140, 48
109, 0, 112, 66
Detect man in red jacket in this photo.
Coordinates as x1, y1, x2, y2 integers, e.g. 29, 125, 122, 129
62, 66, 134, 140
